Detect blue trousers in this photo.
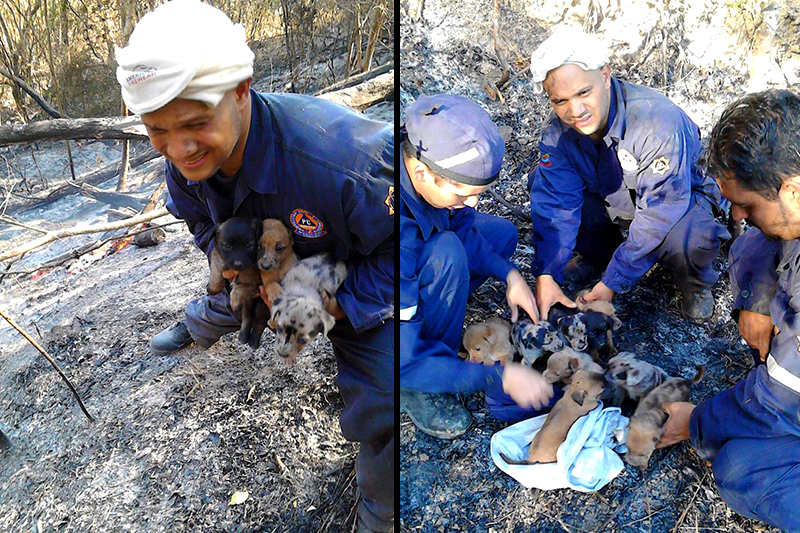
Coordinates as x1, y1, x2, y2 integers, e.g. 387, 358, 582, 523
576, 192, 729, 291
416, 212, 560, 423
690, 366, 800, 532
183, 294, 395, 531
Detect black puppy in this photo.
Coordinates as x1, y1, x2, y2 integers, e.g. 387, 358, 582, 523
548, 303, 618, 359
207, 218, 269, 349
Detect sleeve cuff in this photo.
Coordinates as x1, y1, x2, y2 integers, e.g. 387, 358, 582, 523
602, 265, 636, 294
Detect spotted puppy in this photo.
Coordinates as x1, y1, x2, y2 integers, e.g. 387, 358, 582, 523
207, 217, 269, 349
501, 370, 611, 465
542, 347, 603, 385
512, 319, 565, 367
267, 252, 347, 364
625, 366, 704, 469
463, 317, 514, 365
607, 352, 669, 402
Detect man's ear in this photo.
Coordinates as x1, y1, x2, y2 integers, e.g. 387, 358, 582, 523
600, 64, 612, 89
235, 78, 252, 99
780, 178, 800, 208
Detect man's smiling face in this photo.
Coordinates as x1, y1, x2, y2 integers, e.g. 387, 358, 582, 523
141, 84, 250, 180
543, 63, 612, 141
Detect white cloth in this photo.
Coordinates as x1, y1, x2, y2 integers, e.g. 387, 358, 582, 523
529, 26, 610, 93
115, 0, 254, 115
490, 402, 628, 492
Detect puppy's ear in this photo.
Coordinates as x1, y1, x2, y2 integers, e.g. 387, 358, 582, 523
484, 333, 496, 345
568, 357, 580, 372
268, 310, 280, 330
252, 218, 263, 239
571, 389, 586, 406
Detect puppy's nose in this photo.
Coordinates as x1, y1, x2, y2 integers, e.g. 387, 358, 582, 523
232, 260, 244, 269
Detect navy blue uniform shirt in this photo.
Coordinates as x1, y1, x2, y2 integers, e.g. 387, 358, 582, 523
399, 161, 509, 394
529, 77, 722, 293
164, 90, 394, 333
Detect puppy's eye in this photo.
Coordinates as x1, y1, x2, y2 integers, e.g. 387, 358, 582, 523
475, 347, 481, 351
275, 244, 286, 252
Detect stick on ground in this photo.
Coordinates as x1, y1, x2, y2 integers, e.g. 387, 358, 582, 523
0, 308, 95, 423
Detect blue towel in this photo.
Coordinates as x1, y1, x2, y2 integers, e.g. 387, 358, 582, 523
491, 402, 629, 492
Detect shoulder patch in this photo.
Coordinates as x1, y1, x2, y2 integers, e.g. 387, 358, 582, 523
289, 208, 327, 238
651, 156, 670, 176
539, 153, 552, 167
617, 149, 639, 172
385, 185, 394, 216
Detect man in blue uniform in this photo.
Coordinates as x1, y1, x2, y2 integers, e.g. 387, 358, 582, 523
527, 28, 729, 322
659, 90, 800, 532
114, 2, 394, 531
400, 94, 556, 438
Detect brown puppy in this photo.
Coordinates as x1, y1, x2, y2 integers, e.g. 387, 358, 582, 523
625, 366, 704, 469
207, 218, 269, 349
542, 347, 603, 385
501, 370, 609, 465
257, 219, 298, 287
462, 318, 514, 365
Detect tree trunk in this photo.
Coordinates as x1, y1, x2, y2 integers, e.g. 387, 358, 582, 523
0, 116, 148, 146
317, 71, 393, 111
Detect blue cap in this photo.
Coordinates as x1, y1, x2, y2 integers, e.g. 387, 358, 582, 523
403, 94, 505, 186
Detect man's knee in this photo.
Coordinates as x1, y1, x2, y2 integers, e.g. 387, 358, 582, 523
473, 213, 518, 259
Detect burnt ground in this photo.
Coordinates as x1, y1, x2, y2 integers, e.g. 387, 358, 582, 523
0, 94, 393, 533
400, 1, 794, 532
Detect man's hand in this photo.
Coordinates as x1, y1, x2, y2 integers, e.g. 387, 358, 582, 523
581, 281, 614, 303
501, 363, 554, 410
506, 269, 539, 323
321, 291, 347, 320
738, 309, 774, 362
535, 274, 576, 320
656, 402, 696, 448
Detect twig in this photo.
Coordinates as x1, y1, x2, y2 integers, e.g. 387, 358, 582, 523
619, 505, 667, 528
0, 220, 183, 275
487, 187, 529, 222
0, 206, 170, 262
671, 472, 709, 533
0, 214, 50, 233
0, 308, 95, 423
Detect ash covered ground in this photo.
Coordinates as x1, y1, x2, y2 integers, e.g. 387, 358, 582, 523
400, 0, 800, 531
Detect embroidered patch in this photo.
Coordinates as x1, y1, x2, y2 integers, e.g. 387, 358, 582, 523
651, 156, 671, 176
539, 153, 552, 167
289, 208, 327, 238
385, 185, 394, 216
617, 149, 639, 172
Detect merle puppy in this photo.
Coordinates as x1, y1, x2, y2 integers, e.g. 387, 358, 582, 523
267, 252, 347, 364
207, 217, 269, 349
512, 318, 565, 367
549, 302, 619, 359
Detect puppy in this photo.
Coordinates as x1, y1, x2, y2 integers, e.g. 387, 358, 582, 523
463, 318, 514, 365
267, 252, 347, 363
501, 370, 610, 465
542, 347, 603, 385
257, 219, 298, 287
207, 218, 269, 349
512, 319, 565, 367
607, 352, 669, 401
557, 311, 619, 358
625, 366, 704, 469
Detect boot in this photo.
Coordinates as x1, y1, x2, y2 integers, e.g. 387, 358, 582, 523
563, 254, 600, 285
400, 388, 471, 439
149, 321, 193, 355
681, 287, 715, 323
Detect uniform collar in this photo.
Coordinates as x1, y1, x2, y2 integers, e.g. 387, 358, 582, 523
400, 158, 449, 240
185, 89, 277, 197
778, 239, 800, 273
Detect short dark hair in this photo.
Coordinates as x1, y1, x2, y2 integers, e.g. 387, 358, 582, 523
704, 89, 800, 200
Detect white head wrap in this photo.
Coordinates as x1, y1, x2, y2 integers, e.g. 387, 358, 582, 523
115, 0, 255, 115
529, 26, 610, 94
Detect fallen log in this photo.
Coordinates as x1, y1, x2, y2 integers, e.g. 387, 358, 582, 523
317, 71, 394, 111
314, 62, 393, 96
6, 146, 161, 215
0, 206, 170, 262
0, 116, 148, 147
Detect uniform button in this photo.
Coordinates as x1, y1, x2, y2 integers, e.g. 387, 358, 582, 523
622, 284, 629, 291
741, 289, 751, 298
